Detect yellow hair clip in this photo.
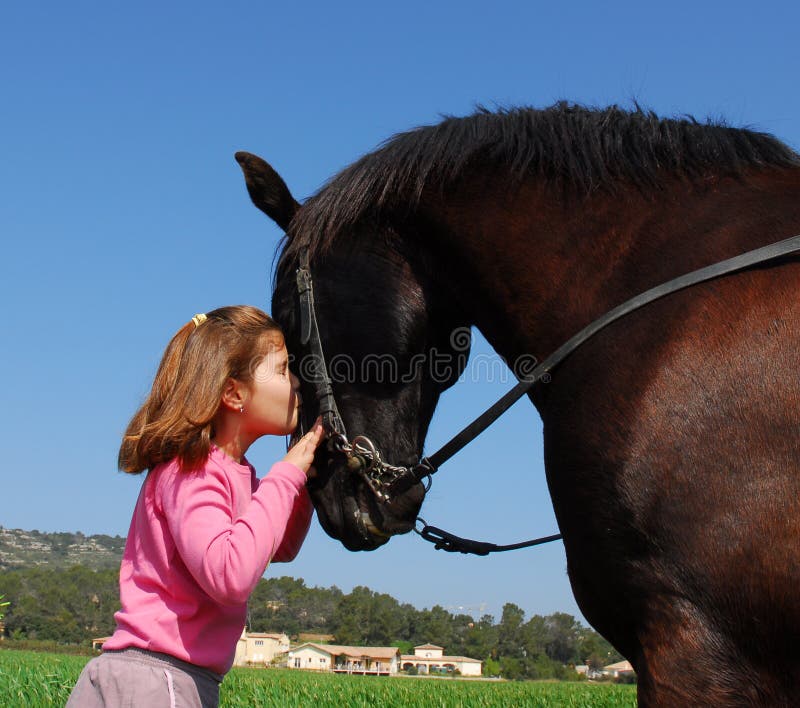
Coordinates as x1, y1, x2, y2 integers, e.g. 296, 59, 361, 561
191, 313, 207, 328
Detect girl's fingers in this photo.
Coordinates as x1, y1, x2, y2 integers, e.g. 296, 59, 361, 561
303, 419, 325, 447
283, 418, 324, 474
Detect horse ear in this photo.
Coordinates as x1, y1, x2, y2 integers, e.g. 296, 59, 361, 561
234, 152, 300, 232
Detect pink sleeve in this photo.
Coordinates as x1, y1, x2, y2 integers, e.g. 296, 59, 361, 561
158, 461, 309, 606
269, 479, 313, 562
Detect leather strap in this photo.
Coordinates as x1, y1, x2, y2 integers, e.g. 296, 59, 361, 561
297, 249, 347, 437
424, 232, 800, 474
416, 521, 564, 555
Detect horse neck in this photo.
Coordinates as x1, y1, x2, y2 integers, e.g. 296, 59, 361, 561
427, 167, 800, 368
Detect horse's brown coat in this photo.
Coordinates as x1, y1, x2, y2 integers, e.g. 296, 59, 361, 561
240, 106, 800, 705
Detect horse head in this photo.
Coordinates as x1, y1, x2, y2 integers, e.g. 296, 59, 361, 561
236, 151, 469, 550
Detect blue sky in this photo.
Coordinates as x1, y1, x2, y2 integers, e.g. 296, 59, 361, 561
3, 1, 799, 625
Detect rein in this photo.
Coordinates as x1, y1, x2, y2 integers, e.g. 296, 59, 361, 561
296, 233, 800, 554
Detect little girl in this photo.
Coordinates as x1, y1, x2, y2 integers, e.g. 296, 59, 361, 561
67, 305, 324, 707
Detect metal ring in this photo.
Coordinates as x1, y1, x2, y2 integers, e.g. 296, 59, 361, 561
351, 435, 378, 463
414, 517, 428, 535
331, 433, 349, 453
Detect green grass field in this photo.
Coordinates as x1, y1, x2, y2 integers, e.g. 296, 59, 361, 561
0, 649, 636, 707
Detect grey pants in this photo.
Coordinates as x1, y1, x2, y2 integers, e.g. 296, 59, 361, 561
66, 648, 222, 708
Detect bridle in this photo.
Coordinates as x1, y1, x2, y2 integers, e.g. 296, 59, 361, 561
295, 233, 800, 554
296, 248, 434, 501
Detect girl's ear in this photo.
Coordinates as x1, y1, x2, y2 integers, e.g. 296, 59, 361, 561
220, 378, 247, 412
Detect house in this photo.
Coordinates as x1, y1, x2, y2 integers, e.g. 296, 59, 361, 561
287, 642, 400, 675
233, 630, 290, 667
603, 659, 635, 678
575, 663, 605, 679
575, 663, 603, 679
400, 643, 483, 677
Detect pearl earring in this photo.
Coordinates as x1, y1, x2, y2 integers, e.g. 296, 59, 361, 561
239, 406, 244, 414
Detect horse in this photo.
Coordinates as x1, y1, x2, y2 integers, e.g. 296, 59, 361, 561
236, 103, 800, 705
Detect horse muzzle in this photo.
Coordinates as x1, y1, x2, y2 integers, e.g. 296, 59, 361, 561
307, 437, 426, 550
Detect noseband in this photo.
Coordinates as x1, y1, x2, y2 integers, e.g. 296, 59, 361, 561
295, 234, 800, 552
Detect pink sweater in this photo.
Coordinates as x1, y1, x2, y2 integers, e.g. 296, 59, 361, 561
104, 446, 312, 674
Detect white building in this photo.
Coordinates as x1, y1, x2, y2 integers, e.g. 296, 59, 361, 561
287, 642, 400, 675
233, 630, 290, 667
603, 659, 635, 678
400, 643, 483, 677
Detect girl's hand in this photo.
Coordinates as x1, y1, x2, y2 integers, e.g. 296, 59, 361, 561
283, 418, 325, 476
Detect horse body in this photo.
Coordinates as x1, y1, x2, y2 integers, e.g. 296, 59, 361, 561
238, 105, 800, 704
416, 167, 800, 702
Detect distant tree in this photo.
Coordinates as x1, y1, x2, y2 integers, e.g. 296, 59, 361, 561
412, 604, 456, 648
497, 603, 525, 659
375, 592, 408, 644
577, 627, 622, 667
392, 639, 413, 654
544, 612, 581, 663
499, 655, 523, 680
0, 566, 118, 642
330, 586, 405, 645
0, 595, 11, 639
331, 607, 364, 645
521, 614, 548, 657
463, 614, 497, 662
248, 576, 343, 636
483, 657, 501, 677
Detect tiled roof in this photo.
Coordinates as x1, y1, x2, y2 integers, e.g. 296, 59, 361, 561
604, 660, 634, 672
296, 643, 400, 660
414, 643, 444, 649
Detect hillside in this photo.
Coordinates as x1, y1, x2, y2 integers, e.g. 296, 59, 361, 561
0, 527, 124, 571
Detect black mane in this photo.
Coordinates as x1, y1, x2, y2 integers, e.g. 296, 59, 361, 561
286, 103, 799, 259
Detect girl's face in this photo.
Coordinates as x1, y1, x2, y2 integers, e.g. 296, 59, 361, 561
243, 343, 301, 437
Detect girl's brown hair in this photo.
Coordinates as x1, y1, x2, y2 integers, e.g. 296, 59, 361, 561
119, 305, 284, 474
